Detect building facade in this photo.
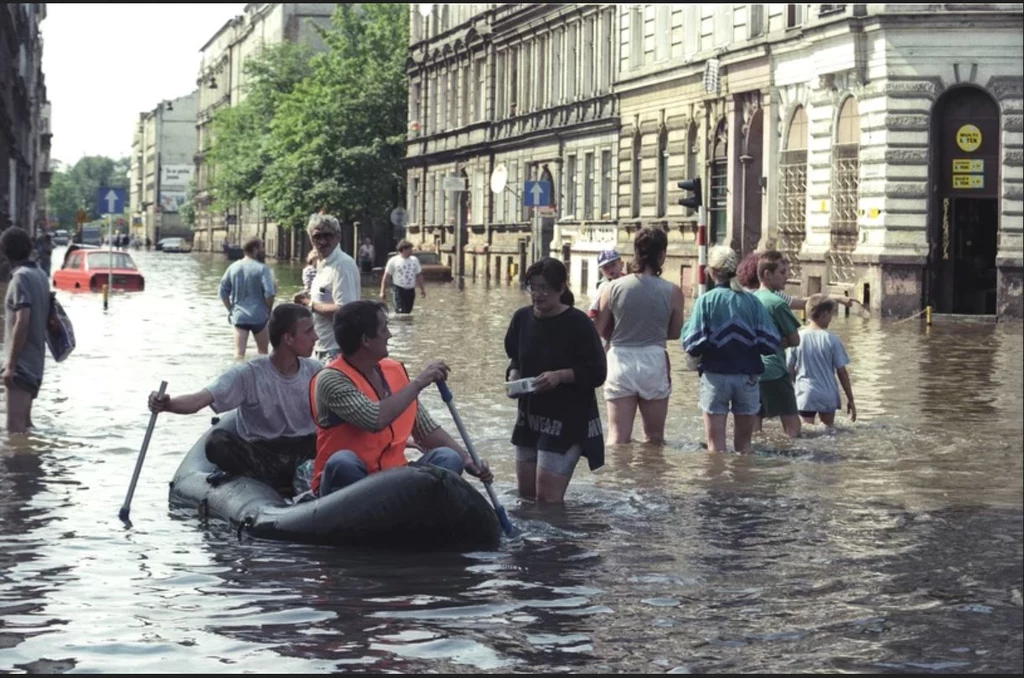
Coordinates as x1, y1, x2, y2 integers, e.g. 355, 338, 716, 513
128, 90, 198, 244
405, 3, 1023, 319
1, 3, 50, 238
193, 2, 337, 258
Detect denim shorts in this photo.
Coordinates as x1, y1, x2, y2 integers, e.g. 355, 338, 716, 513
698, 372, 761, 416
234, 322, 267, 334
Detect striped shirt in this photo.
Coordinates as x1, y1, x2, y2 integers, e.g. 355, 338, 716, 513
312, 367, 440, 442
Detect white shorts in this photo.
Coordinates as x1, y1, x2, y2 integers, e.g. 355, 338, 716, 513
604, 345, 672, 401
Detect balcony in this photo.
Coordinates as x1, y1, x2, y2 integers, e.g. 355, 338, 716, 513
38, 170, 52, 189
40, 132, 52, 151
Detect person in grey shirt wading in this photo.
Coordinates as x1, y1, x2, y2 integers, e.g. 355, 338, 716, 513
219, 236, 276, 359
1, 227, 51, 433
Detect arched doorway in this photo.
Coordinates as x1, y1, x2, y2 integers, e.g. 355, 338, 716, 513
929, 87, 1000, 314
740, 108, 763, 256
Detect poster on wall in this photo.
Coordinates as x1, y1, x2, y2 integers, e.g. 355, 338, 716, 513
159, 165, 194, 213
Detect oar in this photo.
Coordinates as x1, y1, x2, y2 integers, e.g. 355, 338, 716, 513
436, 381, 518, 537
119, 380, 168, 525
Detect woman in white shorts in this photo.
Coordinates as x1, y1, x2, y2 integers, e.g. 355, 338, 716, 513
595, 227, 684, 444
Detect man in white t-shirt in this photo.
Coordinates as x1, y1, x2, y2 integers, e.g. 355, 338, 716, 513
295, 213, 362, 362
379, 239, 425, 314
148, 303, 322, 494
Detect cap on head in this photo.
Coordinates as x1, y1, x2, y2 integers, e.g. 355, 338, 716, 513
597, 249, 621, 268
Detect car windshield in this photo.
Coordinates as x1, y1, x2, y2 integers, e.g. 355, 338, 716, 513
88, 252, 137, 270
415, 252, 440, 265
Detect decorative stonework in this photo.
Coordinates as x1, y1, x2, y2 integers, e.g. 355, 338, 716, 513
986, 75, 1023, 100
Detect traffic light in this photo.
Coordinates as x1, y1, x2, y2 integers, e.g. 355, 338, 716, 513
678, 177, 702, 211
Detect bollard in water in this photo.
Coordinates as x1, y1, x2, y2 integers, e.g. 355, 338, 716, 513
925, 305, 933, 326
102, 283, 109, 310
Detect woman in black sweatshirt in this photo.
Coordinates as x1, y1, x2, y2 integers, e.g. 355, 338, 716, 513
504, 258, 607, 504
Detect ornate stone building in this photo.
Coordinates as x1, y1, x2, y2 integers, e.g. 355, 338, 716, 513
405, 3, 619, 287
406, 3, 1023, 318
1, 3, 50, 237
612, 3, 1023, 318
193, 3, 338, 257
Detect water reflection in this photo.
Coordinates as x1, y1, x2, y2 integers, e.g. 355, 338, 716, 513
0, 248, 1019, 672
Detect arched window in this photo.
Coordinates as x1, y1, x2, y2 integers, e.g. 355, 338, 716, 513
778, 105, 808, 279
656, 126, 668, 218
829, 97, 861, 284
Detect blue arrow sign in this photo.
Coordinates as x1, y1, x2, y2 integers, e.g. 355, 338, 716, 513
523, 180, 551, 208
97, 187, 126, 215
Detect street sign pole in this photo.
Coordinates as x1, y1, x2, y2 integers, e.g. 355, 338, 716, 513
105, 212, 113, 310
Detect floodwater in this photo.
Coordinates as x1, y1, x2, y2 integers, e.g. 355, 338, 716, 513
0, 248, 1021, 673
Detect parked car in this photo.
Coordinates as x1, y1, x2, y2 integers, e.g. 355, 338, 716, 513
52, 229, 70, 246
412, 250, 452, 282
53, 244, 145, 292
157, 237, 191, 253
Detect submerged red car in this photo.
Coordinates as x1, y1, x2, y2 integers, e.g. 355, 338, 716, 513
53, 245, 145, 292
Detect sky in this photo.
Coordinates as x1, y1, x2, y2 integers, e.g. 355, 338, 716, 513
41, 3, 247, 167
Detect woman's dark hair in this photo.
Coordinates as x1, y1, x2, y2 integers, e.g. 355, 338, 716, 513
0, 227, 34, 263
268, 303, 313, 349
736, 250, 761, 291
525, 257, 575, 306
334, 299, 388, 356
630, 226, 668, 276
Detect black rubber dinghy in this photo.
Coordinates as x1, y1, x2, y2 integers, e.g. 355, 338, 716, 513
168, 412, 501, 550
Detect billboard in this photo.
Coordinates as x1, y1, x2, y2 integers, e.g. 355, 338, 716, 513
159, 164, 194, 213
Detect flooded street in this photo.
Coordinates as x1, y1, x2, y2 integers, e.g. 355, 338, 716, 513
1, 248, 1021, 673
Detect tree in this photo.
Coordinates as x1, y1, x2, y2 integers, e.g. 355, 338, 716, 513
206, 42, 314, 211
179, 180, 198, 228
44, 155, 130, 229
258, 4, 409, 231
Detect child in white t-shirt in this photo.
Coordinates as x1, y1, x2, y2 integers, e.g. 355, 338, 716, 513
787, 294, 857, 426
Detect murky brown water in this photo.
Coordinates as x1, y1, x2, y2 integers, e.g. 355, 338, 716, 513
1, 248, 1021, 673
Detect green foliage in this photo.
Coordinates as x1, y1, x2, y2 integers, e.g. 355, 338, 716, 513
179, 181, 198, 227
206, 42, 315, 211
45, 156, 130, 229
205, 4, 409, 232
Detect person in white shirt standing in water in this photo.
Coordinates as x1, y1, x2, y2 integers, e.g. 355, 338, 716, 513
295, 213, 361, 363
379, 240, 425, 314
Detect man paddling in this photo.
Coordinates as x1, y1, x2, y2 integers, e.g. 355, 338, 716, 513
309, 300, 493, 496
148, 303, 321, 494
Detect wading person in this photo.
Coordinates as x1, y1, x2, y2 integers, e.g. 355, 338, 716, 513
295, 213, 361, 363
787, 294, 857, 427
379, 240, 425, 314
595, 227, 684, 445
219, 236, 275, 359
1, 227, 51, 434
309, 300, 491, 496
505, 258, 607, 504
148, 304, 322, 495
682, 246, 780, 453
754, 250, 803, 438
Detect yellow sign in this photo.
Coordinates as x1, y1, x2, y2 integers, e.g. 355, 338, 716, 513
952, 174, 984, 189
952, 158, 983, 173
956, 124, 982, 153
868, 207, 881, 218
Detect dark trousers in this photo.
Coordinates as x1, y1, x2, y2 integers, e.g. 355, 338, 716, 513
205, 429, 316, 494
393, 286, 416, 314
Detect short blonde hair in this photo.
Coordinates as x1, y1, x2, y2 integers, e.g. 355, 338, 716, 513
306, 249, 319, 266
806, 294, 838, 322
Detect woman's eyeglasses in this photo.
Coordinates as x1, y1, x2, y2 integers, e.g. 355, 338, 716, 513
526, 282, 554, 295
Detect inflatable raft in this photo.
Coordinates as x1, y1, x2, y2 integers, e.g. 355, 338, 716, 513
168, 412, 501, 550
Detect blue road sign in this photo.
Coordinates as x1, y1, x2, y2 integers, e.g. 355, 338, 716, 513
523, 180, 552, 208
97, 187, 127, 215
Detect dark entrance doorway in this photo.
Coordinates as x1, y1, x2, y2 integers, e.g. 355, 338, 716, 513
929, 87, 1000, 314
540, 166, 555, 258
739, 108, 763, 256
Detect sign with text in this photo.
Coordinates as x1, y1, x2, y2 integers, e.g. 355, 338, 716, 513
952, 158, 983, 174
952, 174, 984, 189
159, 164, 194, 213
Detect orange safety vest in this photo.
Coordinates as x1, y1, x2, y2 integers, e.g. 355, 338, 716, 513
309, 356, 417, 494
